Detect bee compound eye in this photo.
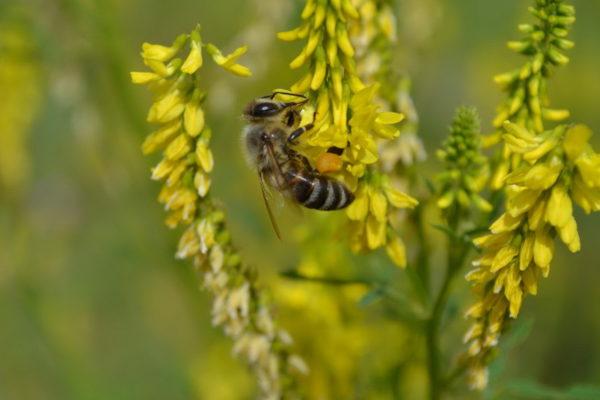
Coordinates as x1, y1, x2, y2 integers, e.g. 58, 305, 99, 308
253, 102, 280, 117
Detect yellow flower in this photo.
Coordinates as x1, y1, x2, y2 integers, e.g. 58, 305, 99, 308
133, 26, 304, 398
463, 122, 600, 389
281, 0, 414, 265
487, 1, 575, 192
205, 44, 252, 77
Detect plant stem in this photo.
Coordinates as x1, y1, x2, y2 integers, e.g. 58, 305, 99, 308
426, 209, 470, 400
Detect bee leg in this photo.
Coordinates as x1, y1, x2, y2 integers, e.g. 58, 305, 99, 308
287, 123, 314, 144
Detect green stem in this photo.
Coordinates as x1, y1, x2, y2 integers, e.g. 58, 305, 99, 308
426, 209, 470, 400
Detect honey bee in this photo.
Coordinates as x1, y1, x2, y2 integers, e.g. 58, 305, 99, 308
242, 92, 354, 237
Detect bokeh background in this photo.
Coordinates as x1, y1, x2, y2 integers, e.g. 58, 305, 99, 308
1, 0, 599, 399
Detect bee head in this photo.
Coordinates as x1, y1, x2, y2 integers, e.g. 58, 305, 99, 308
243, 92, 308, 124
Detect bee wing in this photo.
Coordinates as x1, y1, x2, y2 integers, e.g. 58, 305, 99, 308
258, 166, 283, 240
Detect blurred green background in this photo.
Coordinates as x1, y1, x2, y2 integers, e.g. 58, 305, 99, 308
1, 0, 599, 399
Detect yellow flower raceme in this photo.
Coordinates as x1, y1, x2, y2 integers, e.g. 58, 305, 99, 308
463, 123, 600, 389
280, 1, 417, 262
488, 0, 575, 190
132, 27, 305, 399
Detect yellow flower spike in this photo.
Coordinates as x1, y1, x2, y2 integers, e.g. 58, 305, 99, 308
135, 28, 301, 397
277, 25, 309, 41
366, 214, 386, 249
386, 235, 407, 268
131, 71, 161, 84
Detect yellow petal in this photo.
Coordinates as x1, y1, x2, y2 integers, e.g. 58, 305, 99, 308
141, 120, 181, 155
151, 159, 176, 180
336, 24, 354, 57
130, 71, 160, 84
533, 228, 554, 270
346, 186, 369, 220
366, 215, 386, 249
545, 185, 572, 228
384, 186, 418, 209
558, 216, 580, 253
491, 246, 518, 273
527, 197, 547, 231
181, 41, 203, 74
196, 142, 214, 172
507, 189, 540, 217
369, 189, 388, 222
194, 171, 211, 197
386, 235, 407, 268
563, 124, 592, 162
490, 212, 522, 234
165, 134, 192, 161
519, 233, 535, 271
376, 111, 405, 125
437, 190, 455, 209
184, 100, 205, 137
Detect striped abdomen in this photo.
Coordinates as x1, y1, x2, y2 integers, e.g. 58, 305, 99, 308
289, 172, 354, 211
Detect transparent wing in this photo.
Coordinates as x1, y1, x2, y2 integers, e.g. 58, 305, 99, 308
257, 142, 286, 240
258, 167, 283, 240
